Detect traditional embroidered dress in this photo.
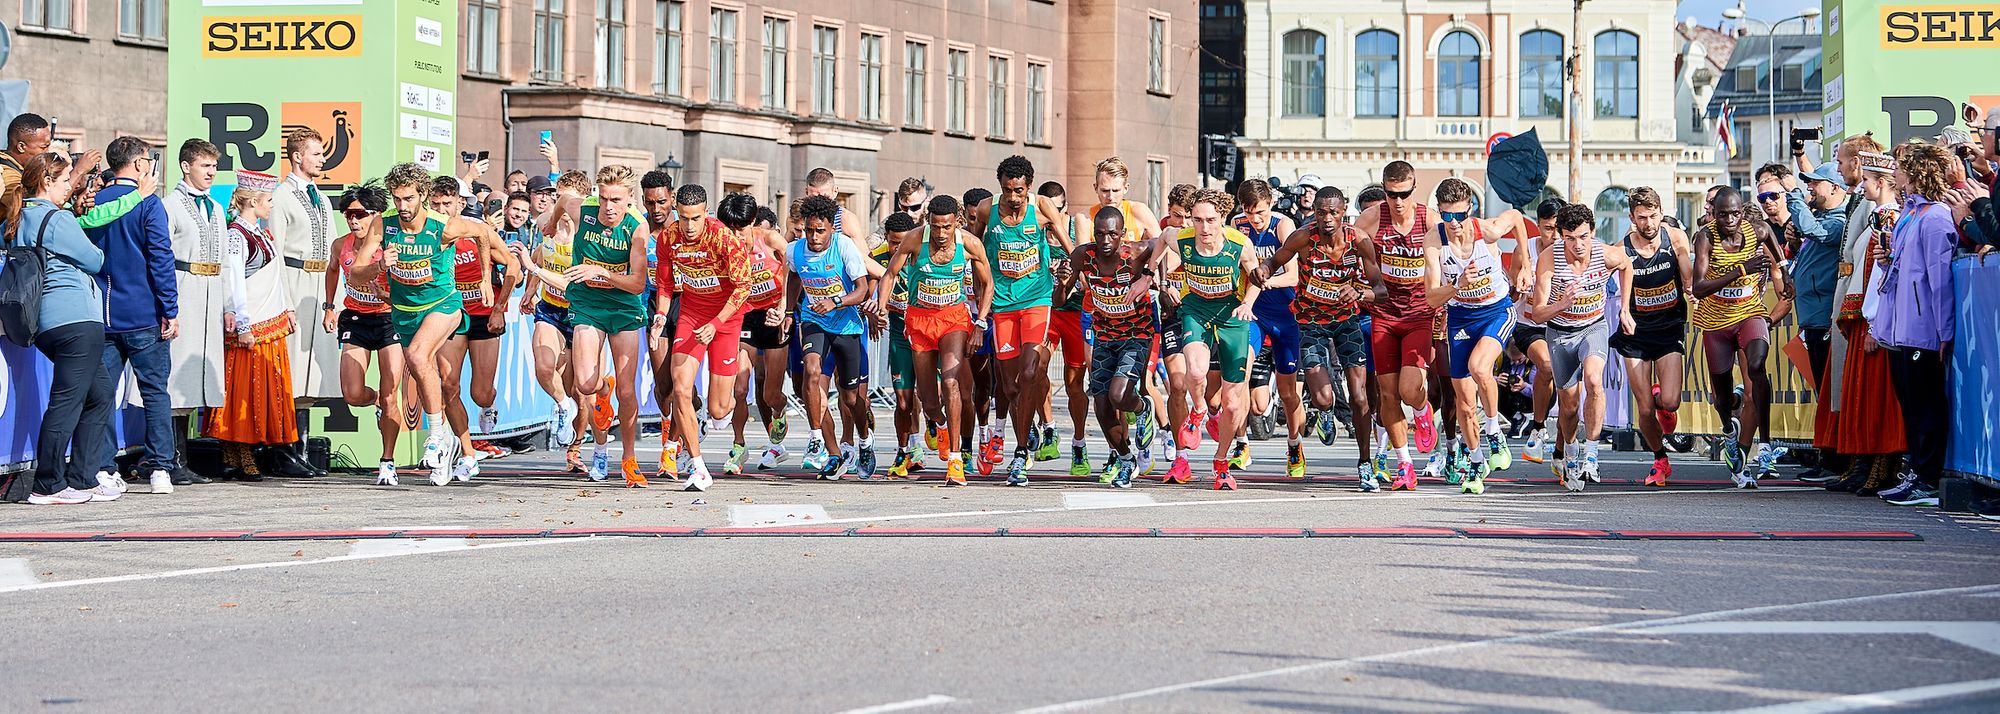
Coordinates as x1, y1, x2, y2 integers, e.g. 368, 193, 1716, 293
164, 181, 230, 409
206, 219, 300, 445
1828, 204, 1905, 455
271, 172, 341, 398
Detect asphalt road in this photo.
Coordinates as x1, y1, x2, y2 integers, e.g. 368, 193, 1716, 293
2, 409, 1996, 713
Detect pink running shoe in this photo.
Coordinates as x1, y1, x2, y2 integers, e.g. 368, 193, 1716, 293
1412, 405, 1438, 453
1165, 456, 1192, 484
1389, 460, 1419, 491
1205, 411, 1222, 443
1180, 411, 1206, 451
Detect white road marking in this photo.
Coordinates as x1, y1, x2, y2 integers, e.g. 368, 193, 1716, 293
0, 537, 617, 595
1003, 582, 2000, 713
829, 694, 958, 714
1633, 621, 2000, 657
730, 504, 831, 527
0, 559, 39, 587
1677, 677, 2000, 714
1061, 492, 1156, 509
350, 538, 473, 556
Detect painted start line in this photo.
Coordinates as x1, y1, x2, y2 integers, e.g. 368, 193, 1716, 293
0, 527, 1922, 542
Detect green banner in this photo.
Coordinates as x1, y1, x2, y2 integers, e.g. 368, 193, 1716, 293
1823, 0, 2000, 147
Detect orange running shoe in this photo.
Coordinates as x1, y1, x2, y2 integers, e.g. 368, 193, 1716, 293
565, 443, 585, 472
945, 455, 967, 486
622, 457, 648, 488
1645, 456, 1671, 487
591, 378, 615, 433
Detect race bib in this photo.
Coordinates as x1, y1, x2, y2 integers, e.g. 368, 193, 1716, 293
916, 278, 962, 308
997, 240, 1040, 279
1634, 283, 1680, 311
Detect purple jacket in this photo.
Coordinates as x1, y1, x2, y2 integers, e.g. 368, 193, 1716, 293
1870, 196, 1956, 351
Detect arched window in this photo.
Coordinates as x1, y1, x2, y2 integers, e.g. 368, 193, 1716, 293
1356, 30, 1399, 117
1282, 30, 1326, 117
1595, 186, 1631, 244
1594, 30, 1639, 118
1519, 30, 1564, 118
1437, 31, 1481, 117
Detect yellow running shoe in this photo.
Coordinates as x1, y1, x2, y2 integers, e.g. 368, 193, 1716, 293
622, 458, 648, 488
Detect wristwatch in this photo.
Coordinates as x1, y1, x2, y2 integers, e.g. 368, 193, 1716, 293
322, 302, 337, 311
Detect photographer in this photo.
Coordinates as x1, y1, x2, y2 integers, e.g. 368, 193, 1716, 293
1944, 108, 1999, 253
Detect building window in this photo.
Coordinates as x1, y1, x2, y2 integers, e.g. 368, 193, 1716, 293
596, 0, 628, 89
905, 41, 929, 128
1148, 15, 1169, 94
1437, 30, 1481, 117
1281, 30, 1325, 117
1026, 62, 1047, 144
1733, 65, 1758, 92
860, 34, 884, 123
119, 0, 166, 43
710, 8, 738, 104
947, 48, 969, 134
761, 17, 790, 109
655, 1, 683, 97
1779, 63, 1803, 92
1594, 30, 1639, 118
1147, 159, 1166, 209
1519, 30, 1563, 118
534, 0, 568, 82
988, 55, 1010, 139
22, 0, 73, 31
1593, 186, 1630, 243
813, 26, 839, 117
1356, 29, 1400, 118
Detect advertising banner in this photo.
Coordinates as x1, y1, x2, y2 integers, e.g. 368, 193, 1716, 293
1946, 257, 1999, 484
1823, 0, 2000, 146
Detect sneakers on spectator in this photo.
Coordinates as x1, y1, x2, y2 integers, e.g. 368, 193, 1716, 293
1884, 482, 1940, 507
149, 469, 174, 495
27, 488, 93, 505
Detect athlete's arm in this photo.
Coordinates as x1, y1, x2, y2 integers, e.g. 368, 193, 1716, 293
1422, 231, 1455, 308
538, 194, 578, 238
1612, 248, 1638, 335
1689, 229, 1732, 299
1052, 244, 1089, 305
1130, 202, 1161, 244
1261, 227, 1314, 284
1528, 247, 1568, 323
1234, 244, 1264, 319
347, 216, 387, 286
1484, 209, 1528, 245
1356, 231, 1388, 305
1040, 196, 1073, 251
1157, 241, 1183, 309
1262, 216, 1302, 290
594, 226, 651, 295
1759, 221, 1793, 300
1667, 226, 1697, 300
963, 232, 996, 323
873, 227, 922, 316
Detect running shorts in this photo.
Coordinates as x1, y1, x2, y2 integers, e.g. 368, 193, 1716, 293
887, 311, 915, 391
1158, 306, 1186, 357
906, 304, 972, 353
1179, 310, 1252, 383
787, 320, 837, 377
1446, 303, 1518, 380
1369, 318, 1432, 375
739, 307, 790, 351
463, 312, 505, 342
1701, 316, 1769, 373
992, 305, 1051, 358
801, 323, 869, 390
1248, 312, 1302, 375
1049, 309, 1092, 368
1612, 323, 1688, 362
393, 302, 467, 347
338, 310, 396, 352
570, 304, 644, 334
1301, 320, 1370, 372
1088, 338, 1151, 395
533, 301, 574, 343
1509, 323, 1547, 354
1549, 320, 1611, 390
1249, 346, 1274, 389
672, 308, 747, 377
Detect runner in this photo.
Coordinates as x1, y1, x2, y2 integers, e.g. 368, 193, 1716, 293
1425, 179, 1530, 494
1612, 187, 1694, 487
1055, 205, 1161, 488
1037, 179, 1090, 473
1156, 183, 1200, 483
322, 184, 405, 485
429, 178, 520, 470
729, 204, 794, 475
1160, 188, 1261, 490
789, 195, 879, 479
640, 171, 682, 478
1354, 161, 1440, 490
511, 172, 590, 472
874, 178, 931, 478
538, 165, 651, 486
1515, 199, 1565, 463
346, 163, 498, 486
1257, 188, 1377, 489
1691, 187, 1791, 488
1232, 179, 1304, 477
964, 155, 1073, 485
878, 197, 995, 486
1083, 158, 1164, 477
1529, 204, 1636, 491
657, 188, 754, 491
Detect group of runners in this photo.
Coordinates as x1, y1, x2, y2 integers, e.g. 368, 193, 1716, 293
323, 153, 1800, 494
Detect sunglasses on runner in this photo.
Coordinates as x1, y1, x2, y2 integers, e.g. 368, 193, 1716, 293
343, 209, 373, 220
1439, 210, 1470, 223
1385, 188, 1415, 200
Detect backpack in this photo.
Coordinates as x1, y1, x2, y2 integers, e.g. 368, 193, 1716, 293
0, 210, 54, 347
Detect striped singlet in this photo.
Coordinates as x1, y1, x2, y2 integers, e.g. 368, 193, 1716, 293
1690, 220, 1768, 331
1547, 240, 1610, 330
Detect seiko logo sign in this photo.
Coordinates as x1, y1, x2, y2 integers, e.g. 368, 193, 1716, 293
1881, 6, 2000, 47
204, 16, 363, 57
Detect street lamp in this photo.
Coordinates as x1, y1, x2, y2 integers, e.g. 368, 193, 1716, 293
1723, 6, 1822, 161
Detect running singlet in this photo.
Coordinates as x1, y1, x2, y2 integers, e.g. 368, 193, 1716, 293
1690, 220, 1768, 331
984, 201, 1052, 312
913, 235, 970, 310
454, 234, 490, 316
567, 198, 645, 318
1235, 213, 1294, 318
792, 238, 866, 334
744, 235, 784, 311
1369, 204, 1434, 325
338, 235, 389, 314
535, 229, 574, 309
1439, 235, 1511, 310
383, 210, 455, 312
1625, 233, 1687, 332
1292, 224, 1365, 325
872, 240, 912, 312
1177, 227, 1250, 324
1548, 241, 1610, 329
667, 217, 751, 312
1079, 243, 1154, 341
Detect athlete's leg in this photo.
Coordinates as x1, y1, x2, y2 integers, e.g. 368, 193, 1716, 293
375, 345, 406, 459
758, 346, 787, 433
939, 331, 970, 459
1527, 338, 1554, 426
468, 335, 501, 413
1182, 340, 1215, 452
1470, 335, 1505, 435
804, 353, 839, 451
1581, 352, 1609, 442
670, 352, 706, 459
405, 311, 461, 417
532, 322, 571, 401
1743, 337, 1772, 446
436, 335, 476, 453
1345, 365, 1373, 460
605, 330, 642, 464
1654, 352, 1685, 417
732, 344, 755, 444
340, 345, 378, 408
1627, 358, 1663, 452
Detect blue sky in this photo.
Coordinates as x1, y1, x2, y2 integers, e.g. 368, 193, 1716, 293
1676, 0, 1823, 25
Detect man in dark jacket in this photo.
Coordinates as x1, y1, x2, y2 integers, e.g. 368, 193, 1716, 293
81, 136, 178, 494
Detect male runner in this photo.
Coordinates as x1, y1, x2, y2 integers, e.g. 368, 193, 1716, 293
964, 156, 1073, 485
1156, 183, 1200, 483
324, 185, 406, 485
1233, 179, 1305, 477
1426, 179, 1530, 494
1613, 187, 1694, 487
1037, 180, 1090, 473
640, 171, 682, 476
1257, 188, 1378, 489
1354, 161, 1440, 490
1516, 199, 1565, 462
1083, 158, 1164, 477
512, 173, 592, 469
1691, 187, 1791, 488
875, 178, 930, 477
430, 178, 520, 469
657, 188, 754, 490
731, 205, 793, 474
790, 195, 879, 479
539, 165, 651, 486
1530, 204, 1636, 491
879, 199, 996, 485
1160, 189, 1261, 489
1055, 206, 1160, 488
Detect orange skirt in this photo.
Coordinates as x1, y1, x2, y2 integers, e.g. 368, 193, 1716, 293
205, 335, 299, 445
1830, 320, 1905, 455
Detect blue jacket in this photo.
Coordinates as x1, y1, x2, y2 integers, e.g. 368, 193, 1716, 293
1785, 189, 1846, 330
15, 199, 105, 332
82, 179, 176, 332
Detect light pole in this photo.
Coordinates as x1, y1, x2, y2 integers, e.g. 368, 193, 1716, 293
1568, 0, 1586, 202
1723, 6, 1821, 162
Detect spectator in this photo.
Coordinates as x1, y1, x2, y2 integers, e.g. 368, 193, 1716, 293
205, 171, 297, 480
81, 136, 178, 495
1786, 162, 1848, 480
1824, 149, 1907, 495
1946, 110, 1999, 252
527, 174, 558, 218
505, 169, 528, 196
1872, 143, 1961, 508
4, 153, 120, 504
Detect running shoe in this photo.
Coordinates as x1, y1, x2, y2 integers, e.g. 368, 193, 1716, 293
802, 439, 830, 471
908, 444, 928, 473
1110, 457, 1134, 489
1136, 446, 1156, 477
1205, 411, 1222, 444
1721, 439, 1745, 478
944, 455, 967, 486
1229, 439, 1252, 469
427, 438, 460, 486
1005, 450, 1030, 486
1287, 442, 1306, 479
1357, 461, 1379, 493
1560, 452, 1585, 492
1581, 449, 1601, 483
26, 488, 92, 505
887, 449, 914, 478
981, 433, 1006, 469
1165, 456, 1192, 485
552, 398, 578, 447
565, 443, 584, 473
1303, 408, 1322, 441
588, 448, 610, 482
420, 430, 450, 470
1645, 457, 1671, 487
925, 422, 942, 451
723, 444, 748, 475
1372, 452, 1390, 483
1389, 460, 1418, 491
1422, 449, 1446, 480
1097, 456, 1117, 484
623, 457, 648, 488
1444, 444, 1469, 486
1884, 483, 1940, 507
1412, 404, 1438, 453
857, 445, 878, 480
1653, 385, 1678, 434
683, 460, 713, 491
452, 455, 478, 482
1523, 428, 1547, 464
1036, 424, 1061, 462
591, 386, 614, 433
1877, 470, 1922, 502
1314, 408, 1340, 446
1753, 443, 1789, 476
1134, 396, 1158, 448
376, 461, 399, 487
1732, 466, 1759, 490
1070, 443, 1091, 477
756, 444, 788, 471
1485, 433, 1512, 471
479, 407, 499, 434
658, 441, 680, 481
770, 412, 790, 443
1461, 461, 1487, 495
1179, 410, 1205, 451
818, 449, 848, 481
1213, 460, 1238, 490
